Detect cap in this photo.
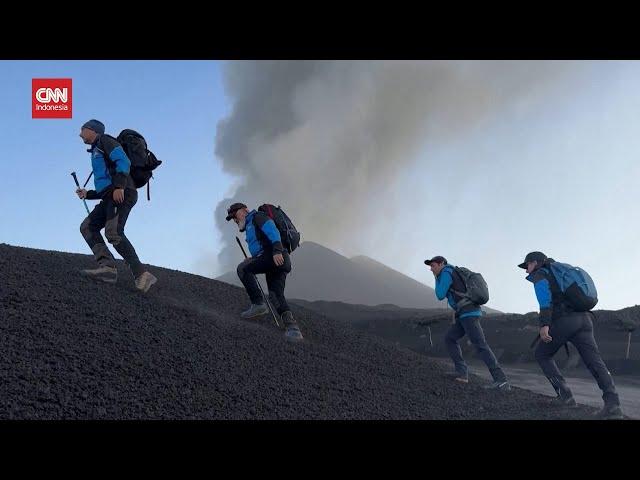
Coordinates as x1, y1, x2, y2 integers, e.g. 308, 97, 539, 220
424, 255, 447, 266
225, 202, 247, 221
518, 251, 547, 269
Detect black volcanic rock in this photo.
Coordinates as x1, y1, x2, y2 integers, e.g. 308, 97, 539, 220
297, 299, 640, 376
0, 243, 598, 419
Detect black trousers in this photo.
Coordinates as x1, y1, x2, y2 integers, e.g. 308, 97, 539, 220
535, 311, 619, 406
445, 315, 507, 382
237, 251, 291, 315
80, 188, 144, 278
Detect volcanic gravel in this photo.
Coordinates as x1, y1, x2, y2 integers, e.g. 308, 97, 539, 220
0, 244, 601, 419
298, 301, 640, 376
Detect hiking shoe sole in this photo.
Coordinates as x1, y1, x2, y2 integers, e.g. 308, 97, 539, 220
600, 413, 624, 420
81, 270, 117, 284
552, 397, 577, 407
285, 328, 304, 342
136, 273, 157, 293
594, 406, 624, 420
445, 373, 469, 383
484, 381, 511, 391
241, 307, 269, 319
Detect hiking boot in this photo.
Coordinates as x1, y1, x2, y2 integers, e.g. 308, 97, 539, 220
547, 376, 575, 406
445, 372, 469, 384
81, 266, 117, 284
280, 310, 296, 326
552, 394, 577, 407
281, 311, 304, 341
483, 380, 511, 391
284, 324, 304, 342
241, 303, 268, 319
593, 404, 624, 420
135, 271, 157, 293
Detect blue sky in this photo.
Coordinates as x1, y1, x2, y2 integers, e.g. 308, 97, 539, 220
392, 62, 640, 313
0, 60, 235, 276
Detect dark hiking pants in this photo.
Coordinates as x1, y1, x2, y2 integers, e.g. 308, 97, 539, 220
535, 311, 619, 406
445, 315, 507, 382
237, 251, 292, 317
80, 188, 144, 278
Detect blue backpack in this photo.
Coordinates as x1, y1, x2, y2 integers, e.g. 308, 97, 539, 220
547, 262, 598, 312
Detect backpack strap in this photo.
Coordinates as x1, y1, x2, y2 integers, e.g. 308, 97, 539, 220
252, 211, 270, 249
449, 267, 469, 299
539, 265, 564, 300
445, 266, 473, 311
97, 135, 116, 175
538, 264, 572, 356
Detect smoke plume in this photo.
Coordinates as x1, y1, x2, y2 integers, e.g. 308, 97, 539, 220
214, 61, 572, 273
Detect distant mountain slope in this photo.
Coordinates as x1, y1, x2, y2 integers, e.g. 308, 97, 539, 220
217, 241, 447, 309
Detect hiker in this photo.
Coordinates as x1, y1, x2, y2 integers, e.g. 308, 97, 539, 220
75, 119, 157, 292
425, 256, 510, 390
520, 251, 623, 419
226, 202, 303, 341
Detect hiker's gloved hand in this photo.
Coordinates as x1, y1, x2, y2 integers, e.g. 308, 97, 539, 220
273, 253, 284, 266
112, 188, 124, 204
76, 188, 87, 199
540, 325, 553, 343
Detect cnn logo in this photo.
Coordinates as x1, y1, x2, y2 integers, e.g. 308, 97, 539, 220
32, 78, 72, 119
36, 87, 68, 103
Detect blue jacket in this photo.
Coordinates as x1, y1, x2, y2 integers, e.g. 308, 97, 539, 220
435, 265, 482, 319
244, 210, 284, 257
85, 134, 132, 199
526, 260, 573, 327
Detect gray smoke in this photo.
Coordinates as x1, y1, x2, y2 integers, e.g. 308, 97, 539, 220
214, 60, 575, 274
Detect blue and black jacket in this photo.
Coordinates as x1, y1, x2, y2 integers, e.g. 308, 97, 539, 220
85, 134, 133, 200
244, 210, 284, 257
435, 265, 482, 319
526, 259, 574, 327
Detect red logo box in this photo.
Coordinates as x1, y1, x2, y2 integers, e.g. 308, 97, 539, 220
32, 78, 72, 119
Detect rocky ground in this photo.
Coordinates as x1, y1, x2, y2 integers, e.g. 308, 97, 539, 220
294, 299, 640, 375
0, 243, 608, 420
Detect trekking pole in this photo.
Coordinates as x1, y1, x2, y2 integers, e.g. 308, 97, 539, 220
83, 171, 93, 188
70, 171, 90, 215
235, 236, 280, 327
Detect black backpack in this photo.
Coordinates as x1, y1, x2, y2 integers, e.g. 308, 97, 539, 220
116, 129, 162, 200
257, 204, 301, 253
452, 266, 490, 306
